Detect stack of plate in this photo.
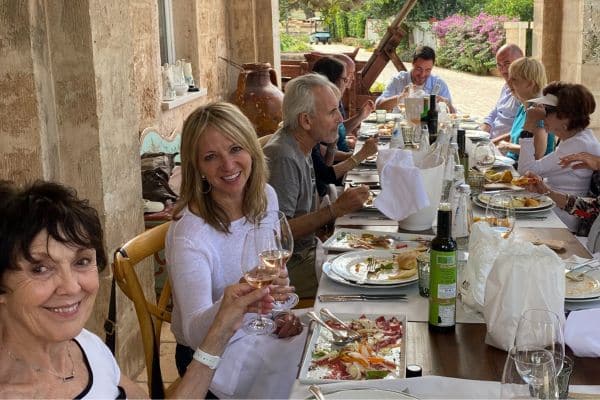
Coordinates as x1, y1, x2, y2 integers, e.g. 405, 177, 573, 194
474, 193, 555, 215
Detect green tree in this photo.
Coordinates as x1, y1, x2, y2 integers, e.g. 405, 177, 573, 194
484, 0, 533, 21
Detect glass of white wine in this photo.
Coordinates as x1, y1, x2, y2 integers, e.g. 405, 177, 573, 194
484, 193, 516, 238
241, 226, 281, 335
501, 347, 558, 399
257, 210, 298, 311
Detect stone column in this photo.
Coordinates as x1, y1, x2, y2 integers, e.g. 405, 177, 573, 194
532, 0, 563, 82
579, 0, 600, 130
0, 1, 147, 377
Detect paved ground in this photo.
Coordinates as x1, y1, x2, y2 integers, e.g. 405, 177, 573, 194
311, 43, 505, 118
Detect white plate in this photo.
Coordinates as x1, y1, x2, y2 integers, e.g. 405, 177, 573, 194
472, 197, 553, 216
565, 269, 600, 300
494, 155, 516, 167
306, 388, 416, 399
465, 130, 490, 141
298, 313, 407, 383
330, 250, 419, 286
460, 122, 480, 130
364, 113, 403, 123
477, 193, 554, 212
323, 228, 432, 252
323, 262, 418, 289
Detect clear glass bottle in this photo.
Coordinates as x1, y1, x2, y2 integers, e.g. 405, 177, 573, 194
390, 117, 404, 149
453, 184, 473, 252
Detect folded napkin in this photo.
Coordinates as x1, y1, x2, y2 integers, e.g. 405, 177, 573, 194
565, 309, 600, 357
373, 149, 429, 221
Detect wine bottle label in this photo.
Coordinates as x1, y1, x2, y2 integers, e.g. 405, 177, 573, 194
429, 249, 457, 327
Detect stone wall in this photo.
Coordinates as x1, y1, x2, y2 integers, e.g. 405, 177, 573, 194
0, 0, 280, 380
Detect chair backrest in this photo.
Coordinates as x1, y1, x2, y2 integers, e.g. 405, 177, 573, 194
113, 221, 173, 397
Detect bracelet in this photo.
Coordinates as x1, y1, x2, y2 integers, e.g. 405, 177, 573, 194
327, 204, 337, 220
193, 347, 221, 370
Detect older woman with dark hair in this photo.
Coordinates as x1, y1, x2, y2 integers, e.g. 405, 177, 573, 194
519, 81, 600, 231
0, 180, 270, 399
166, 101, 304, 398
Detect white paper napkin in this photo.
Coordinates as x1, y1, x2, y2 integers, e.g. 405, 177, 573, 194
373, 149, 429, 221
565, 309, 600, 357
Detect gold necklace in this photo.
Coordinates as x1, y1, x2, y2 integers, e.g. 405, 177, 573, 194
6, 342, 76, 383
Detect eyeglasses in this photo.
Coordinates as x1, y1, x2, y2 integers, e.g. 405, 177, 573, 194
544, 105, 558, 114
339, 76, 350, 84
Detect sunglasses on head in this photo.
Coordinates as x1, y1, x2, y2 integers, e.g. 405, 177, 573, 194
544, 105, 558, 114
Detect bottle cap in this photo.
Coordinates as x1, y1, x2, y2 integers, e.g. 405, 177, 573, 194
406, 364, 422, 377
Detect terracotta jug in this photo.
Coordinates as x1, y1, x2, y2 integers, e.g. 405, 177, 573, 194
233, 63, 283, 137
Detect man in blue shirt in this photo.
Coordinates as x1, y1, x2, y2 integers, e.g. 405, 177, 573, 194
375, 45, 454, 113
483, 44, 523, 139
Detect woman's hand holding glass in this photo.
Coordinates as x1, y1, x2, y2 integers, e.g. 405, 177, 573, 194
257, 210, 299, 311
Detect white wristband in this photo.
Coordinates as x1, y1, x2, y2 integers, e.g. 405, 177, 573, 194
193, 347, 221, 370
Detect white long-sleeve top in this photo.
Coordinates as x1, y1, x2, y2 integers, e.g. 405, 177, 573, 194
166, 185, 308, 398
518, 128, 600, 231
166, 184, 279, 349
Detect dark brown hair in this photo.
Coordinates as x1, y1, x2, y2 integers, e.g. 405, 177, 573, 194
544, 81, 596, 132
0, 181, 106, 292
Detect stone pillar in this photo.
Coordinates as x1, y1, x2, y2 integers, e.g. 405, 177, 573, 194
579, 0, 600, 130
0, 1, 146, 377
532, 0, 563, 82
503, 21, 530, 55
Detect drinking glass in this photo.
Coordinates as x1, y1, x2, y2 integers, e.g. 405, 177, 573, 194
257, 210, 299, 311
501, 347, 558, 399
241, 226, 281, 334
484, 193, 516, 238
514, 309, 565, 377
473, 140, 496, 173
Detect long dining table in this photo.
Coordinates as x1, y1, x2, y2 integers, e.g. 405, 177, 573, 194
288, 120, 600, 398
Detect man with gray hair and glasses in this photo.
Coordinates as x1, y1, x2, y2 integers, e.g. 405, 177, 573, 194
482, 43, 524, 139
263, 73, 369, 299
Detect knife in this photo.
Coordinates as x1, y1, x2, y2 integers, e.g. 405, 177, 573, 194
319, 294, 408, 302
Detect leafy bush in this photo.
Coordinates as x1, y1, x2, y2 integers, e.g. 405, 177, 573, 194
433, 13, 512, 75
280, 32, 312, 52
485, 0, 533, 21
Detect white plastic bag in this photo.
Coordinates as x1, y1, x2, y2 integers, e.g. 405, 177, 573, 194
461, 222, 512, 313
483, 241, 565, 350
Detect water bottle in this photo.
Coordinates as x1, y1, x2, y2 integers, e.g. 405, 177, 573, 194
390, 117, 404, 149
453, 184, 473, 252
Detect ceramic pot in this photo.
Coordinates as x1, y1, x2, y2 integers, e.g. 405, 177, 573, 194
232, 63, 283, 136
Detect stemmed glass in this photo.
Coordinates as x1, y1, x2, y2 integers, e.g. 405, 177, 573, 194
514, 309, 565, 376
474, 139, 496, 173
501, 347, 558, 399
240, 226, 281, 335
257, 210, 299, 311
485, 193, 516, 238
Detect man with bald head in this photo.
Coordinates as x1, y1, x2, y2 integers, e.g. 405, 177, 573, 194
482, 44, 524, 138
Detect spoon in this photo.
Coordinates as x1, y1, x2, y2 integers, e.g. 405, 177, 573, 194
308, 384, 326, 400
307, 311, 357, 345
319, 308, 362, 342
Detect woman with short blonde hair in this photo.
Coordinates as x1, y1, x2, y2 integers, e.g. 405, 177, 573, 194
496, 57, 554, 162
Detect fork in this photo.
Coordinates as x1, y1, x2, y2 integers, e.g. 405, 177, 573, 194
366, 257, 377, 273
566, 263, 600, 281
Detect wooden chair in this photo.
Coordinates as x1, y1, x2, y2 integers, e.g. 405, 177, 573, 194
112, 221, 177, 397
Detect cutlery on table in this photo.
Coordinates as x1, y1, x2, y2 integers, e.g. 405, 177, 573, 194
318, 294, 408, 302
306, 311, 361, 345
566, 261, 600, 281
319, 308, 362, 338
308, 385, 326, 400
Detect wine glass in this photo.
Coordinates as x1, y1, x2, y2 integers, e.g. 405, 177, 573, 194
257, 210, 299, 311
514, 309, 565, 377
484, 193, 516, 238
501, 347, 558, 399
473, 139, 496, 173
240, 226, 281, 335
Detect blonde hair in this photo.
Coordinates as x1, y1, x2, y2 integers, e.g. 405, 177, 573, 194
509, 57, 547, 94
174, 102, 268, 233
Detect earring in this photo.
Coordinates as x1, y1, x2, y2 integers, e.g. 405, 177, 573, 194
201, 175, 212, 194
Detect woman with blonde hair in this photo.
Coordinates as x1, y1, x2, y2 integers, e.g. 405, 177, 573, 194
166, 102, 304, 398
495, 57, 555, 162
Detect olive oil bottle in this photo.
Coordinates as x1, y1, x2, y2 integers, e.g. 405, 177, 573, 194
428, 203, 457, 333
